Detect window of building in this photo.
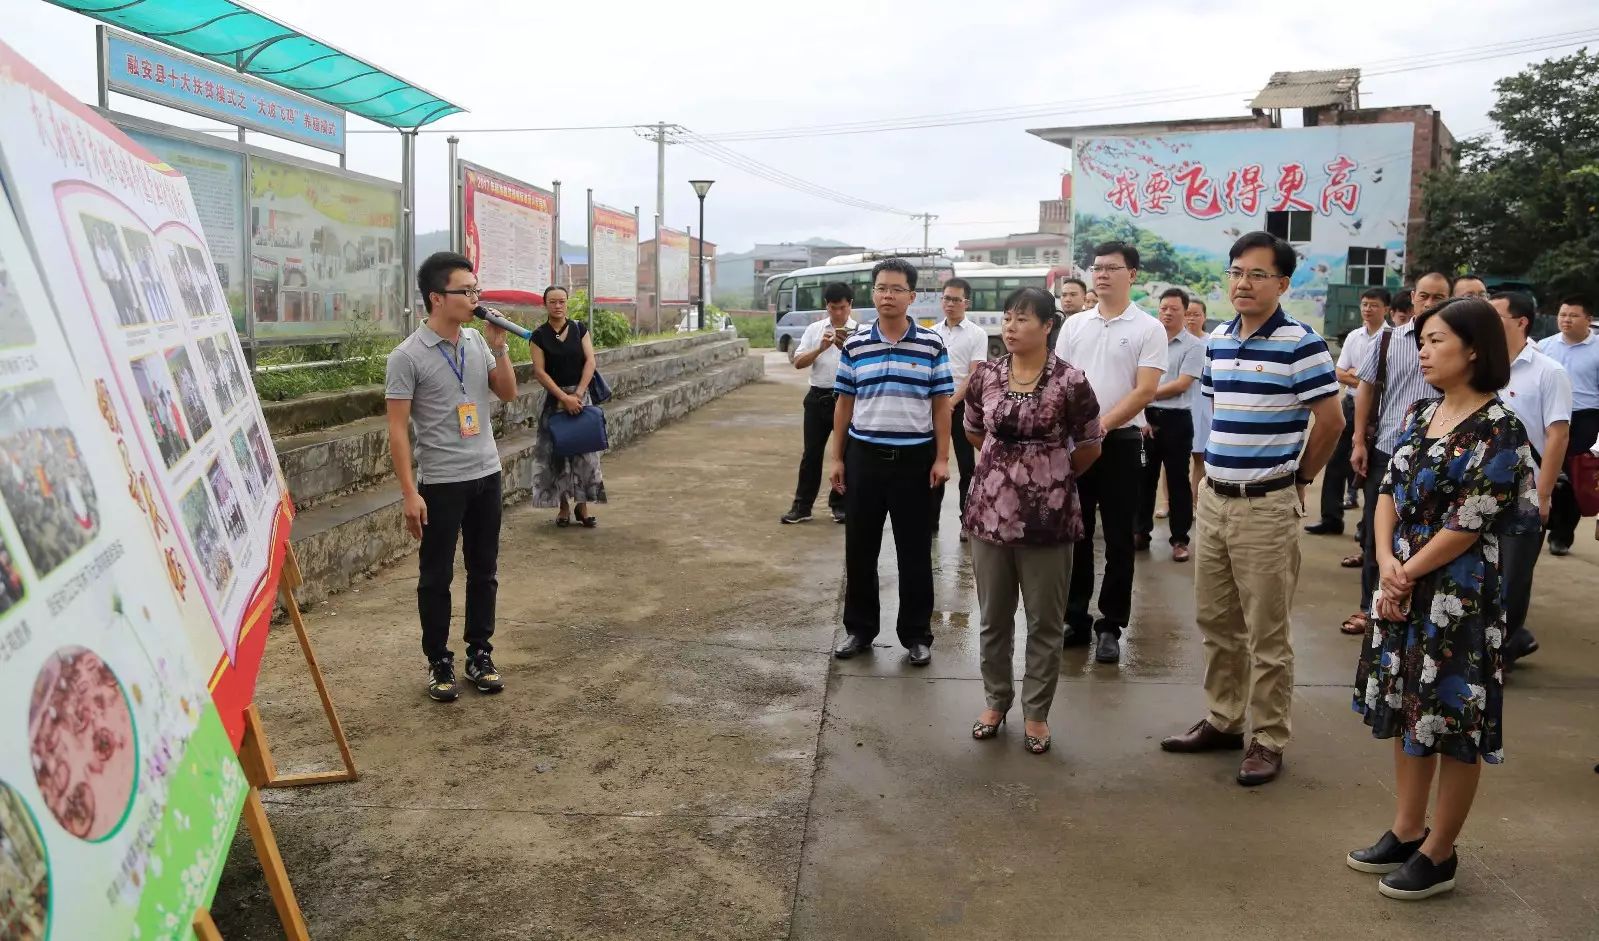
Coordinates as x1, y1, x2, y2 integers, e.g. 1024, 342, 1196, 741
966, 252, 984, 263
1265, 210, 1313, 243
1016, 248, 1037, 264
1042, 249, 1061, 265
1346, 247, 1388, 286
989, 249, 1008, 265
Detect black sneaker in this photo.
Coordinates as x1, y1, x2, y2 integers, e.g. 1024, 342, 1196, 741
1347, 829, 1429, 874
831, 508, 846, 524
1379, 849, 1457, 900
427, 657, 459, 702
781, 508, 813, 524
465, 651, 505, 693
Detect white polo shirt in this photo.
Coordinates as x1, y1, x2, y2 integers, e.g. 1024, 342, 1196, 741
794, 317, 858, 388
933, 317, 989, 390
1500, 342, 1572, 469
1054, 302, 1168, 429
1337, 322, 1385, 398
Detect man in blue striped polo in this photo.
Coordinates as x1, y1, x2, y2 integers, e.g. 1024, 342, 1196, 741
829, 258, 954, 667
1160, 231, 1344, 787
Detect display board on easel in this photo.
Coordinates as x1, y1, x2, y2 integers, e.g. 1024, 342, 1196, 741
0, 36, 353, 938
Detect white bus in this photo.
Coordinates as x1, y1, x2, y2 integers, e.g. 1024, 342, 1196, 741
953, 262, 1072, 356
766, 251, 955, 354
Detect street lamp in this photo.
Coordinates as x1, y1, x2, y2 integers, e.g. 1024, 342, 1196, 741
689, 179, 715, 329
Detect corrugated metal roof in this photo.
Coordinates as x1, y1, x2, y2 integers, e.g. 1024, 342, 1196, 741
1250, 69, 1360, 110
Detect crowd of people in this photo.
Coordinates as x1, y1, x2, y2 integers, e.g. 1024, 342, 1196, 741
776, 234, 1598, 902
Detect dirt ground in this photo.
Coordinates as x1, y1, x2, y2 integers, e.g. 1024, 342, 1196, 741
212, 352, 1599, 939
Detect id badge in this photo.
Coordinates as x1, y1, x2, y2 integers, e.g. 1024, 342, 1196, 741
457, 402, 481, 438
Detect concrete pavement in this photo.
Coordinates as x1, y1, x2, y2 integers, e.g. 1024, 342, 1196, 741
214, 351, 1599, 939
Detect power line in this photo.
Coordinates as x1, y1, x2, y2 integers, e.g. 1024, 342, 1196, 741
670, 129, 919, 217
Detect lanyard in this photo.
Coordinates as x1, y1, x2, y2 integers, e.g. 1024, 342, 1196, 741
437, 341, 466, 395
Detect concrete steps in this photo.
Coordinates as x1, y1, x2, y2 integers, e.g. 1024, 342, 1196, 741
278, 340, 763, 606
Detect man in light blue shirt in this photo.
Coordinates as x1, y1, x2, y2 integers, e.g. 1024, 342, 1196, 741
1138, 287, 1205, 559
1538, 294, 1598, 553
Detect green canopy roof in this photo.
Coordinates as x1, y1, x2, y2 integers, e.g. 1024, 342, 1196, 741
51, 0, 466, 128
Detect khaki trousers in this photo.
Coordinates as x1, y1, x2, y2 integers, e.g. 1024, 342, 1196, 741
971, 539, 1071, 721
1193, 483, 1303, 752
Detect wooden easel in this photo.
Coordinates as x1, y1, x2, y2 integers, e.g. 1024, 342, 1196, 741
189, 545, 357, 938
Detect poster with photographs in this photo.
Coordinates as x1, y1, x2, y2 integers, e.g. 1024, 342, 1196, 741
0, 124, 245, 939
0, 37, 293, 750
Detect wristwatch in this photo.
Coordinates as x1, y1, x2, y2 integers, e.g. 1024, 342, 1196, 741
490, 345, 508, 358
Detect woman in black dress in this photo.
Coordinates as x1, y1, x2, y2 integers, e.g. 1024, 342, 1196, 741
1347, 297, 1539, 900
529, 286, 606, 526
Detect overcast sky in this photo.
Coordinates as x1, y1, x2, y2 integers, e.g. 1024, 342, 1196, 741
3, 0, 1595, 254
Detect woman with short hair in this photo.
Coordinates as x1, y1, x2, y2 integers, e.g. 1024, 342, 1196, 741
964, 287, 1103, 754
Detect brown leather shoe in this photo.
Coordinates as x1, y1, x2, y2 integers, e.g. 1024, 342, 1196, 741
1237, 740, 1283, 786
1160, 719, 1245, 753
1172, 543, 1191, 563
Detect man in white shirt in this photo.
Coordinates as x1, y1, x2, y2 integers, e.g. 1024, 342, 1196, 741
782, 282, 858, 524
1539, 294, 1599, 554
1491, 291, 1571, 668
1055, 241, 1168, 664
1309, 287, 1390, 536
932, 277, 989, 537
1138, 287, 1205, 561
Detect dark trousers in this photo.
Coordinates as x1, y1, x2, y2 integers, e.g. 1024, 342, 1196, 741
417, 471, 503, 663
1319, 394, 1358, 527
843, 441, 936, 647
933, 402, 976, 526
1499, 529, 1545, 638
1138, 407, 1194, 545
1068, 430, 1144, 637
1359, 449, 1392, 614
1549, 408, 1599, 546
793, 387, 844, 513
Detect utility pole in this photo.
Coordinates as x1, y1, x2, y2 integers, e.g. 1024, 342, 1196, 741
916, 213, 938, 253
635, 122, 679, 327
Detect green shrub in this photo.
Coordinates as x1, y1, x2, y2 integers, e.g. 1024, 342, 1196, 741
589, 309, 633, 348
731, 313, 774, 348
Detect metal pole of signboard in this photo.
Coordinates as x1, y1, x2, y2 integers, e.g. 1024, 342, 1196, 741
586, 188, 594, 329
401, 130, 416, 322
632, 205, 640, 333
653, 213, 662, 334
447, 136, 460, 254
551, 180, 561, 299
241, 133, 256, 364
95, 26, 109, 108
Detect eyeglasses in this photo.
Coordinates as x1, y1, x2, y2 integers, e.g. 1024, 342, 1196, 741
1224, 268, 1283, 284
872, 286, 914, 297
439, 287, 483, 297
941, 295, 968, 304
1087, 265, 1128, 274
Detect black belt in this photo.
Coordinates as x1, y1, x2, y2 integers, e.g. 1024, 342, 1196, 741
1105, 427, 1144, 441
1206, 474, 1295, 498
854, 441, 933, 461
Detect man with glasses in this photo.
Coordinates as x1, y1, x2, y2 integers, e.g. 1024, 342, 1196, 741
1160, 232, 1342, 787
1343, 273, 1449, 640
932, 277, 988, 539
386, 252, 519, 702
1452, 273, 1489, 299
1055, 241, 1168, 664
831, 258, 953, 667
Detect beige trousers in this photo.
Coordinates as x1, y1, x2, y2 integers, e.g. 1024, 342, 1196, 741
1193, 483, 1303, 752
971, 539, 1072, 721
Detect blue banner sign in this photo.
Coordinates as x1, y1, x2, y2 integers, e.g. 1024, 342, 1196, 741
104, 30, 346, 154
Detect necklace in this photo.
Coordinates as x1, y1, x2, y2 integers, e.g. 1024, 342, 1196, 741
1433, 396, 1487, 433
1010, 356, 1046, 388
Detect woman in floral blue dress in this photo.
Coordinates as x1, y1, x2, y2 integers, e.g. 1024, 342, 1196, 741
1348, 297, 1539, 901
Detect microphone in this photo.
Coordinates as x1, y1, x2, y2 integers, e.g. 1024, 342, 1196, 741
473, 305, 533, 341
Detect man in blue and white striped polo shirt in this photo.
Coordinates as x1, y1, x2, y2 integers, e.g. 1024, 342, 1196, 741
1160, 232, 1343, 788
829, 258, 954, 667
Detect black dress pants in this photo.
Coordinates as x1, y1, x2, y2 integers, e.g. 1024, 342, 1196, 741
417, 471, 503, 663
843, 441, 936, 647
1138, 407, 1194, 546
1319, 394, 1357, 527
1548, 409, 1599, 547
933, 401, 976, 526
793, 387, 845, 513
1068, 430, 1144, 638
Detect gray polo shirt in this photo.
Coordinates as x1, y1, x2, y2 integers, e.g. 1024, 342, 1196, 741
385, 323, 502, 484
1151, 330, 1205, 411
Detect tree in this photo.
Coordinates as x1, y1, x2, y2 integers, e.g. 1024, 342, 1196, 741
1415, 49, 1599, 305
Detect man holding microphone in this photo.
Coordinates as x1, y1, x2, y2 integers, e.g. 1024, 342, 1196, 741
386, 252, 519, 703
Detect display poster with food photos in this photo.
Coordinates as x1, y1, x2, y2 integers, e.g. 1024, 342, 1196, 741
0, 37, 299, 938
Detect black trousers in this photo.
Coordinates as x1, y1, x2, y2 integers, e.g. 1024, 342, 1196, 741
933, 401, 976, 525
1358, 448, 1392, 614
1499, 529, 1545, 637
793, 387, 845, 513
1549, 408, 1599, 546
843, 441, 936, 647
1319, 394, 1358, 527
1138, 407, 1194, 545
417, 471, 503, 663
1068, 430, 1144, 637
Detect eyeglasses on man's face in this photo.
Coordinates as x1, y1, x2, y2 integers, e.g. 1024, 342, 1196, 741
941, 294, 968, 305
872, 285, 913, 297
1224, 268, 1283, 284
439, 286, 483, 298
1087, 265, 1129, 274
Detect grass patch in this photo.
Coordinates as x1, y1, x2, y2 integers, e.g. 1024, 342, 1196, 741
731, 313, 774, 348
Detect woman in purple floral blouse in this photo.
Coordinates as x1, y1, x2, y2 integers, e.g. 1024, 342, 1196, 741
963, 287, 1104, 754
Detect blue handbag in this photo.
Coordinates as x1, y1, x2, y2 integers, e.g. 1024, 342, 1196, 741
546, 405, 609, 457
589, 370, 613, 405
